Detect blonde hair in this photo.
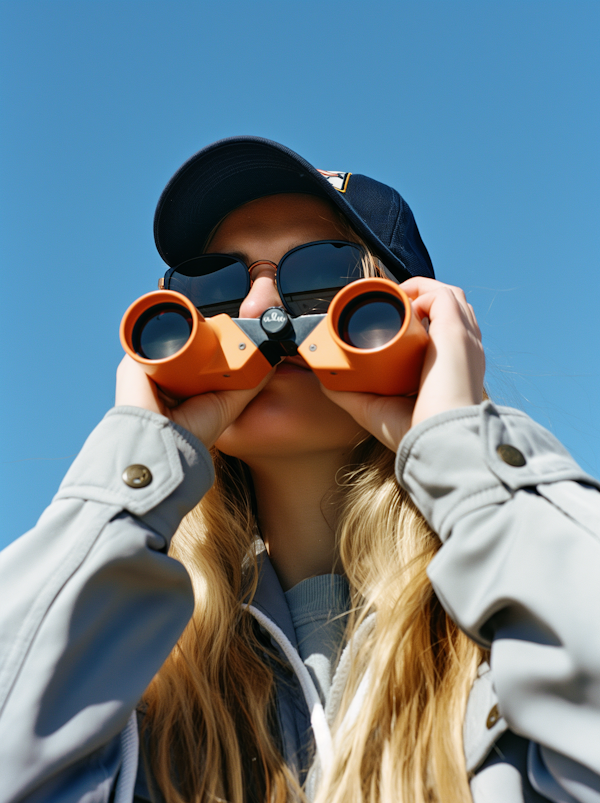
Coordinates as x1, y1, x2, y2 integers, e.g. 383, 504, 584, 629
141, 208, 486, 802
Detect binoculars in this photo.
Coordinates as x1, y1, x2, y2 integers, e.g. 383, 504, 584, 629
120, 278, 429, 398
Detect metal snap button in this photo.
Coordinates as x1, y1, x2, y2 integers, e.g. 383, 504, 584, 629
122, 464, 152, 488
496, 444, 526, 467
486, 704, 500, 729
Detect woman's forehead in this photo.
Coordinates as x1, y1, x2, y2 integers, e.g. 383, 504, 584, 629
208, 193, 344, 252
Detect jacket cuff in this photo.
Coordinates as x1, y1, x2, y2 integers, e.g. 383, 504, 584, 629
53, 406, 214, 541
395, 401, 599, 542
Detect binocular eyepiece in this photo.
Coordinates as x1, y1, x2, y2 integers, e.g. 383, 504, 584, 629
120, 278, 429, 398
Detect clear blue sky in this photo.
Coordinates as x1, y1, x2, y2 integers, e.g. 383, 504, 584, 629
1, 0, 599, 548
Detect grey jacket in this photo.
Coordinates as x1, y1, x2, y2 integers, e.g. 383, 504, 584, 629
1, 402, 599, 802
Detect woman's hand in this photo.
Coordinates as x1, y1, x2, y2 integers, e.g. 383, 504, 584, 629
115, 356, 275, 449
321, 278, 485, 452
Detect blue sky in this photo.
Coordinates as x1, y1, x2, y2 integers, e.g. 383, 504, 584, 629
1, 0, 599, 548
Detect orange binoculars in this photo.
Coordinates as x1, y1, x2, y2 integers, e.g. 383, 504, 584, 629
120, 278, 429, 398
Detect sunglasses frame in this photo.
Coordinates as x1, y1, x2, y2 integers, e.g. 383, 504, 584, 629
159, 239, 367, 318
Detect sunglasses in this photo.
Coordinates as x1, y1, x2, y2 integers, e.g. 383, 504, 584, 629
160, 240, 366, 318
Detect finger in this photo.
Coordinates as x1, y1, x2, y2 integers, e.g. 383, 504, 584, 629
115, 356, 166, 415
116, 355, 277, 447
402, 278, 476, 325
410, 290, 465, 329
411, 289, 480, 338
399, 276, 440, 299
170, 367, 276, 448
320, 385, 415, 452
154, 387, 183, 409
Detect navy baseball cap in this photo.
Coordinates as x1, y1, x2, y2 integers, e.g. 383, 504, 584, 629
154, 136, 434, 283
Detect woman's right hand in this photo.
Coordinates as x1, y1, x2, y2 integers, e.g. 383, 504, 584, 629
115, 355, 274, 449
320, 277, 486, 452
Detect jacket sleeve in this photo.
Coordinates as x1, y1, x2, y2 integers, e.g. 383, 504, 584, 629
0, 406, 214, 803
396, 401, 600, 803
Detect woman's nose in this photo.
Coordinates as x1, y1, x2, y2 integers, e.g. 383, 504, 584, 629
238, 262, 283, 318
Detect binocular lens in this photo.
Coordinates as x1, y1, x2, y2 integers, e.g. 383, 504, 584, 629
338, 292, 405, 349
133, 303, 193, 359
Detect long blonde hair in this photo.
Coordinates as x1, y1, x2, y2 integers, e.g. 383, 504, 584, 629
141, 212, 486, 802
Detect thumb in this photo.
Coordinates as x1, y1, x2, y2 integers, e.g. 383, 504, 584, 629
320, 384, 415, 452
169, 367, 276, 448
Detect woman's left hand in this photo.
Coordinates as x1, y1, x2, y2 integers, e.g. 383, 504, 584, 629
321, 277, 485, 452
115, 355, 276, 449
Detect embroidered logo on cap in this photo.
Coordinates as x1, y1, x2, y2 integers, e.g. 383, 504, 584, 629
317, 169, 351, 193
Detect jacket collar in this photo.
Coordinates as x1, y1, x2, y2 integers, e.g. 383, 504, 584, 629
249, 541, 298, 649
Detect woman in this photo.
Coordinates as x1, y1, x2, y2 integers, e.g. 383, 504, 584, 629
1, 136, 599, 803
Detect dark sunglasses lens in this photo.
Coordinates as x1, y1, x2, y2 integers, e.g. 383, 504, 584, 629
338, 292, 405, 349
279, 242, 364, 316
167, 256, 249, 317
133, 303, 193, 359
